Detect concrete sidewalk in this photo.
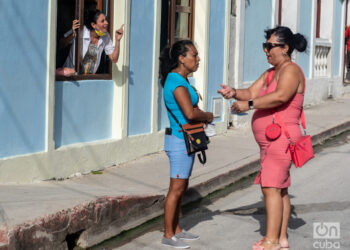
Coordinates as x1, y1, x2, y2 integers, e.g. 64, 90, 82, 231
1, 93, 350, 249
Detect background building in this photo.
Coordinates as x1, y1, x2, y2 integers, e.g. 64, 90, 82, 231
229, 0, 350, 127
0, 0, 348, 183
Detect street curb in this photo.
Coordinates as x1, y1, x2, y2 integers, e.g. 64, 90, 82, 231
0, 195, 165, 250
183, 159, 260, 206
310, 121, 350, 146
1, 121, 349, 249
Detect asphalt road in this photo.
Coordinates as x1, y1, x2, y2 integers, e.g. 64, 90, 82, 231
96, 132, 350, 250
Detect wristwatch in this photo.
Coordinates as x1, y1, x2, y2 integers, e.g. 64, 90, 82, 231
248, 99, 254, 110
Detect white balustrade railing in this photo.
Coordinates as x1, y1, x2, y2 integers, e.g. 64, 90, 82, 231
314, 39, 332, 77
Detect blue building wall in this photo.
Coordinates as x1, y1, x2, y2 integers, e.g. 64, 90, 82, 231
333, 0, 343, 77
298, 0, 313, 78
207, 0, 226, 121
243, 0, 272, 82
54, 81, 114, 147
0, 0, 48, 158
128, 0, 154, 135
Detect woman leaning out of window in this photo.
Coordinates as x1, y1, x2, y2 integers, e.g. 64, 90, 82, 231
56, 9, 124, 77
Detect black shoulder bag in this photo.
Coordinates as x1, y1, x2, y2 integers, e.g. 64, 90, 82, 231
165, 105, 209, 164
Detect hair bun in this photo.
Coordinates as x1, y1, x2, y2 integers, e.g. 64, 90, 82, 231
293, 33, 307, 52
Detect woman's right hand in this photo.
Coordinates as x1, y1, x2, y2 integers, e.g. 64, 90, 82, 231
55, 67, 76, 77
206, 112, 214, 123
72, 19, 80, 37
217, 84, 236, 99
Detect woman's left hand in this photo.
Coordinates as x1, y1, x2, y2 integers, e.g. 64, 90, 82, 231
231, 101, 249, 113
115, 24, 124, 41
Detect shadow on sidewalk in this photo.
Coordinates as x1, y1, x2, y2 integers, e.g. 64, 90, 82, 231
221, 194, 306, 236
180, 188, 221, 232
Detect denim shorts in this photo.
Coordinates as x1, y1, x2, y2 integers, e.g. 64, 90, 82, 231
164, 134, 195, 179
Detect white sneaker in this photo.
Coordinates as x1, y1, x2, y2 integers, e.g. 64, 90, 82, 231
161, 236, 190, 249
175, 230, 200, 241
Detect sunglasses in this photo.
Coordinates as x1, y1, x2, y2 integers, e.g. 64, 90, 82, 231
262, 42, 285, 51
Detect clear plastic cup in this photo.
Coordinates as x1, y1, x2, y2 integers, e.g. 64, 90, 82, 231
204, 123, 216, 137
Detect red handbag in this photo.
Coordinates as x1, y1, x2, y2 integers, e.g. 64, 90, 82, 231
275, 110, 314, 168
265, 115, 282, 140
289, 134, 314, 167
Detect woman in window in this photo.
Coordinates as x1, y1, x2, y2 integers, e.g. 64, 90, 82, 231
59, 9, 123, 76
159, 40, 213, 249
219, 26, 307, 250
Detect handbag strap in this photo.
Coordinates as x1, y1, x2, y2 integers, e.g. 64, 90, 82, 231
274, 108, 306, 144
269, 62, 307, 143
164, 79, 196, 130
266, 70, 275, 86
300, 108, 306, 130
165, 104, 184, 130
274, 113, 292, 142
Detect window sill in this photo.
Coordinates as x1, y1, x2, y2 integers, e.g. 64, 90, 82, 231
55, 74, 112, 81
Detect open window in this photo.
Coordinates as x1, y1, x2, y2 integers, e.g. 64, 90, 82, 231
56, 0, 113, 81
160, 0, 195, 52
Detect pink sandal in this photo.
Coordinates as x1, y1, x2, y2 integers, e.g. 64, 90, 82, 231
280, 245, 289, 250
279, 238, 290, 249
252, 239, 280, 250
253, 237, 265, 249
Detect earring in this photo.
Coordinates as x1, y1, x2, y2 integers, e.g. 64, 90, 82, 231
283, 52, 288, 57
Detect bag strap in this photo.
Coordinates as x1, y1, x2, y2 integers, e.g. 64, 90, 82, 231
274, 108, 306, 144
266, 70, 275, 86
269, 62, 307, 143
274, 113, 292, 142
165, 104, 184, 130
197, 151, 206, 164
164, 80, 196, 130
300, 108, 306, 129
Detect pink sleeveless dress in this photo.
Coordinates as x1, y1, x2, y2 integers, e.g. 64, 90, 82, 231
252, 66, 305, 188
